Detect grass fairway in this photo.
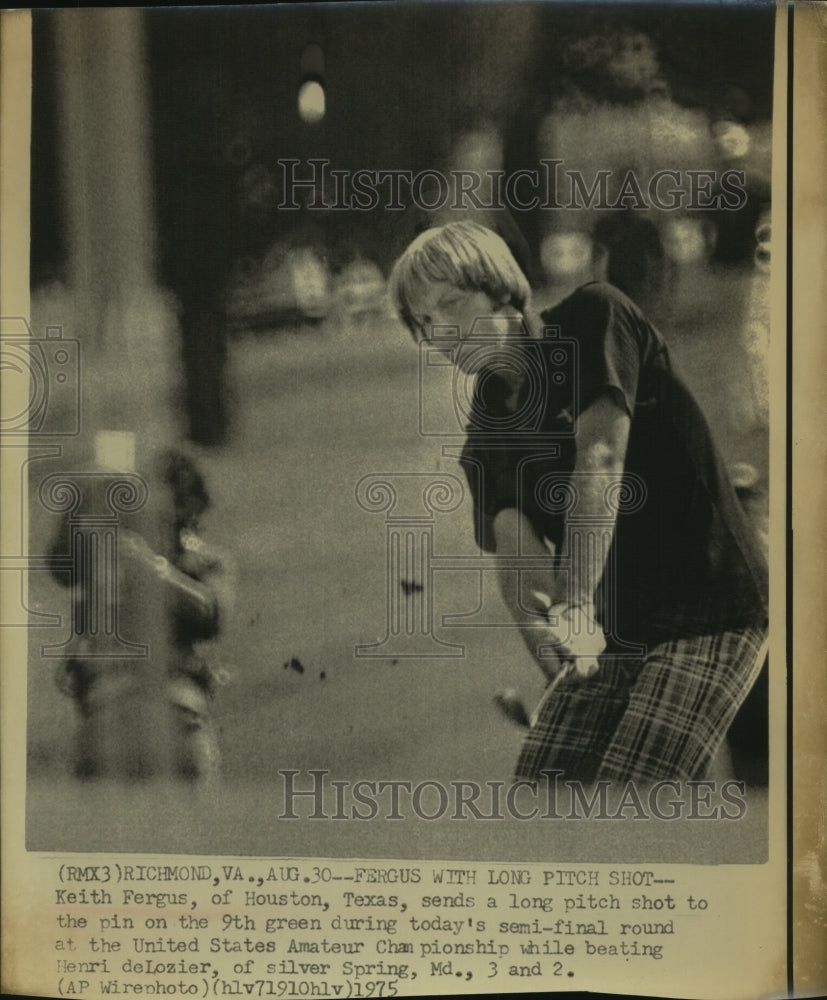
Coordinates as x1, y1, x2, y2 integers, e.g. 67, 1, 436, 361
25, 277, 770, 863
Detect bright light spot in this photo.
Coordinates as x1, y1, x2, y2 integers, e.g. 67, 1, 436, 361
712, 121, 751, 160
662, 219, 708, 264
540, 232, 593, 278
298, 80, 325, 124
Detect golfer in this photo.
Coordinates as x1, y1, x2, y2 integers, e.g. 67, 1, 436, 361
389, 221, 768, 784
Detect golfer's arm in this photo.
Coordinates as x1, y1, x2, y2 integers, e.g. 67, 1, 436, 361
492, 507, 558, 625
491, 393, 630, 624
555, 392, 630, 607
491, 507, 563, 672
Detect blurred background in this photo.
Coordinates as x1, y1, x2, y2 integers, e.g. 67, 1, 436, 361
24, 2, 774, 858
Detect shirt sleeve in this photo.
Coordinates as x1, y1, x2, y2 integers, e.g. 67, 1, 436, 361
459, 282, 650, 552
564, 282, 647, 419
459, 445, 519, 552
459, 441, 570, 553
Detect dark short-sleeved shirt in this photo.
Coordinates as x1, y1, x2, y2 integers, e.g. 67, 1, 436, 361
459, 281, 768, 649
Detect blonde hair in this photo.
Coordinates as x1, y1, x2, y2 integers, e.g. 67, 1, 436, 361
389, 221, 531, 338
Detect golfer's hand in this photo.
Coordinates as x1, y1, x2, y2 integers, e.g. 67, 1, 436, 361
531, 592, 605, 679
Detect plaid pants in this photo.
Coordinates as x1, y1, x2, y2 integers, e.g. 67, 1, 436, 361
515, 625, 768, 784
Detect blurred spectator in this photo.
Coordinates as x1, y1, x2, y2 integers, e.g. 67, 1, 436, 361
704, 85, 772, 267
51, 447, 234, 781
560, 27, 668, 103
592, 211, 666, 314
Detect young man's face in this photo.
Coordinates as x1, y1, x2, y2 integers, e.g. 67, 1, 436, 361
407, 281, 524, 373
